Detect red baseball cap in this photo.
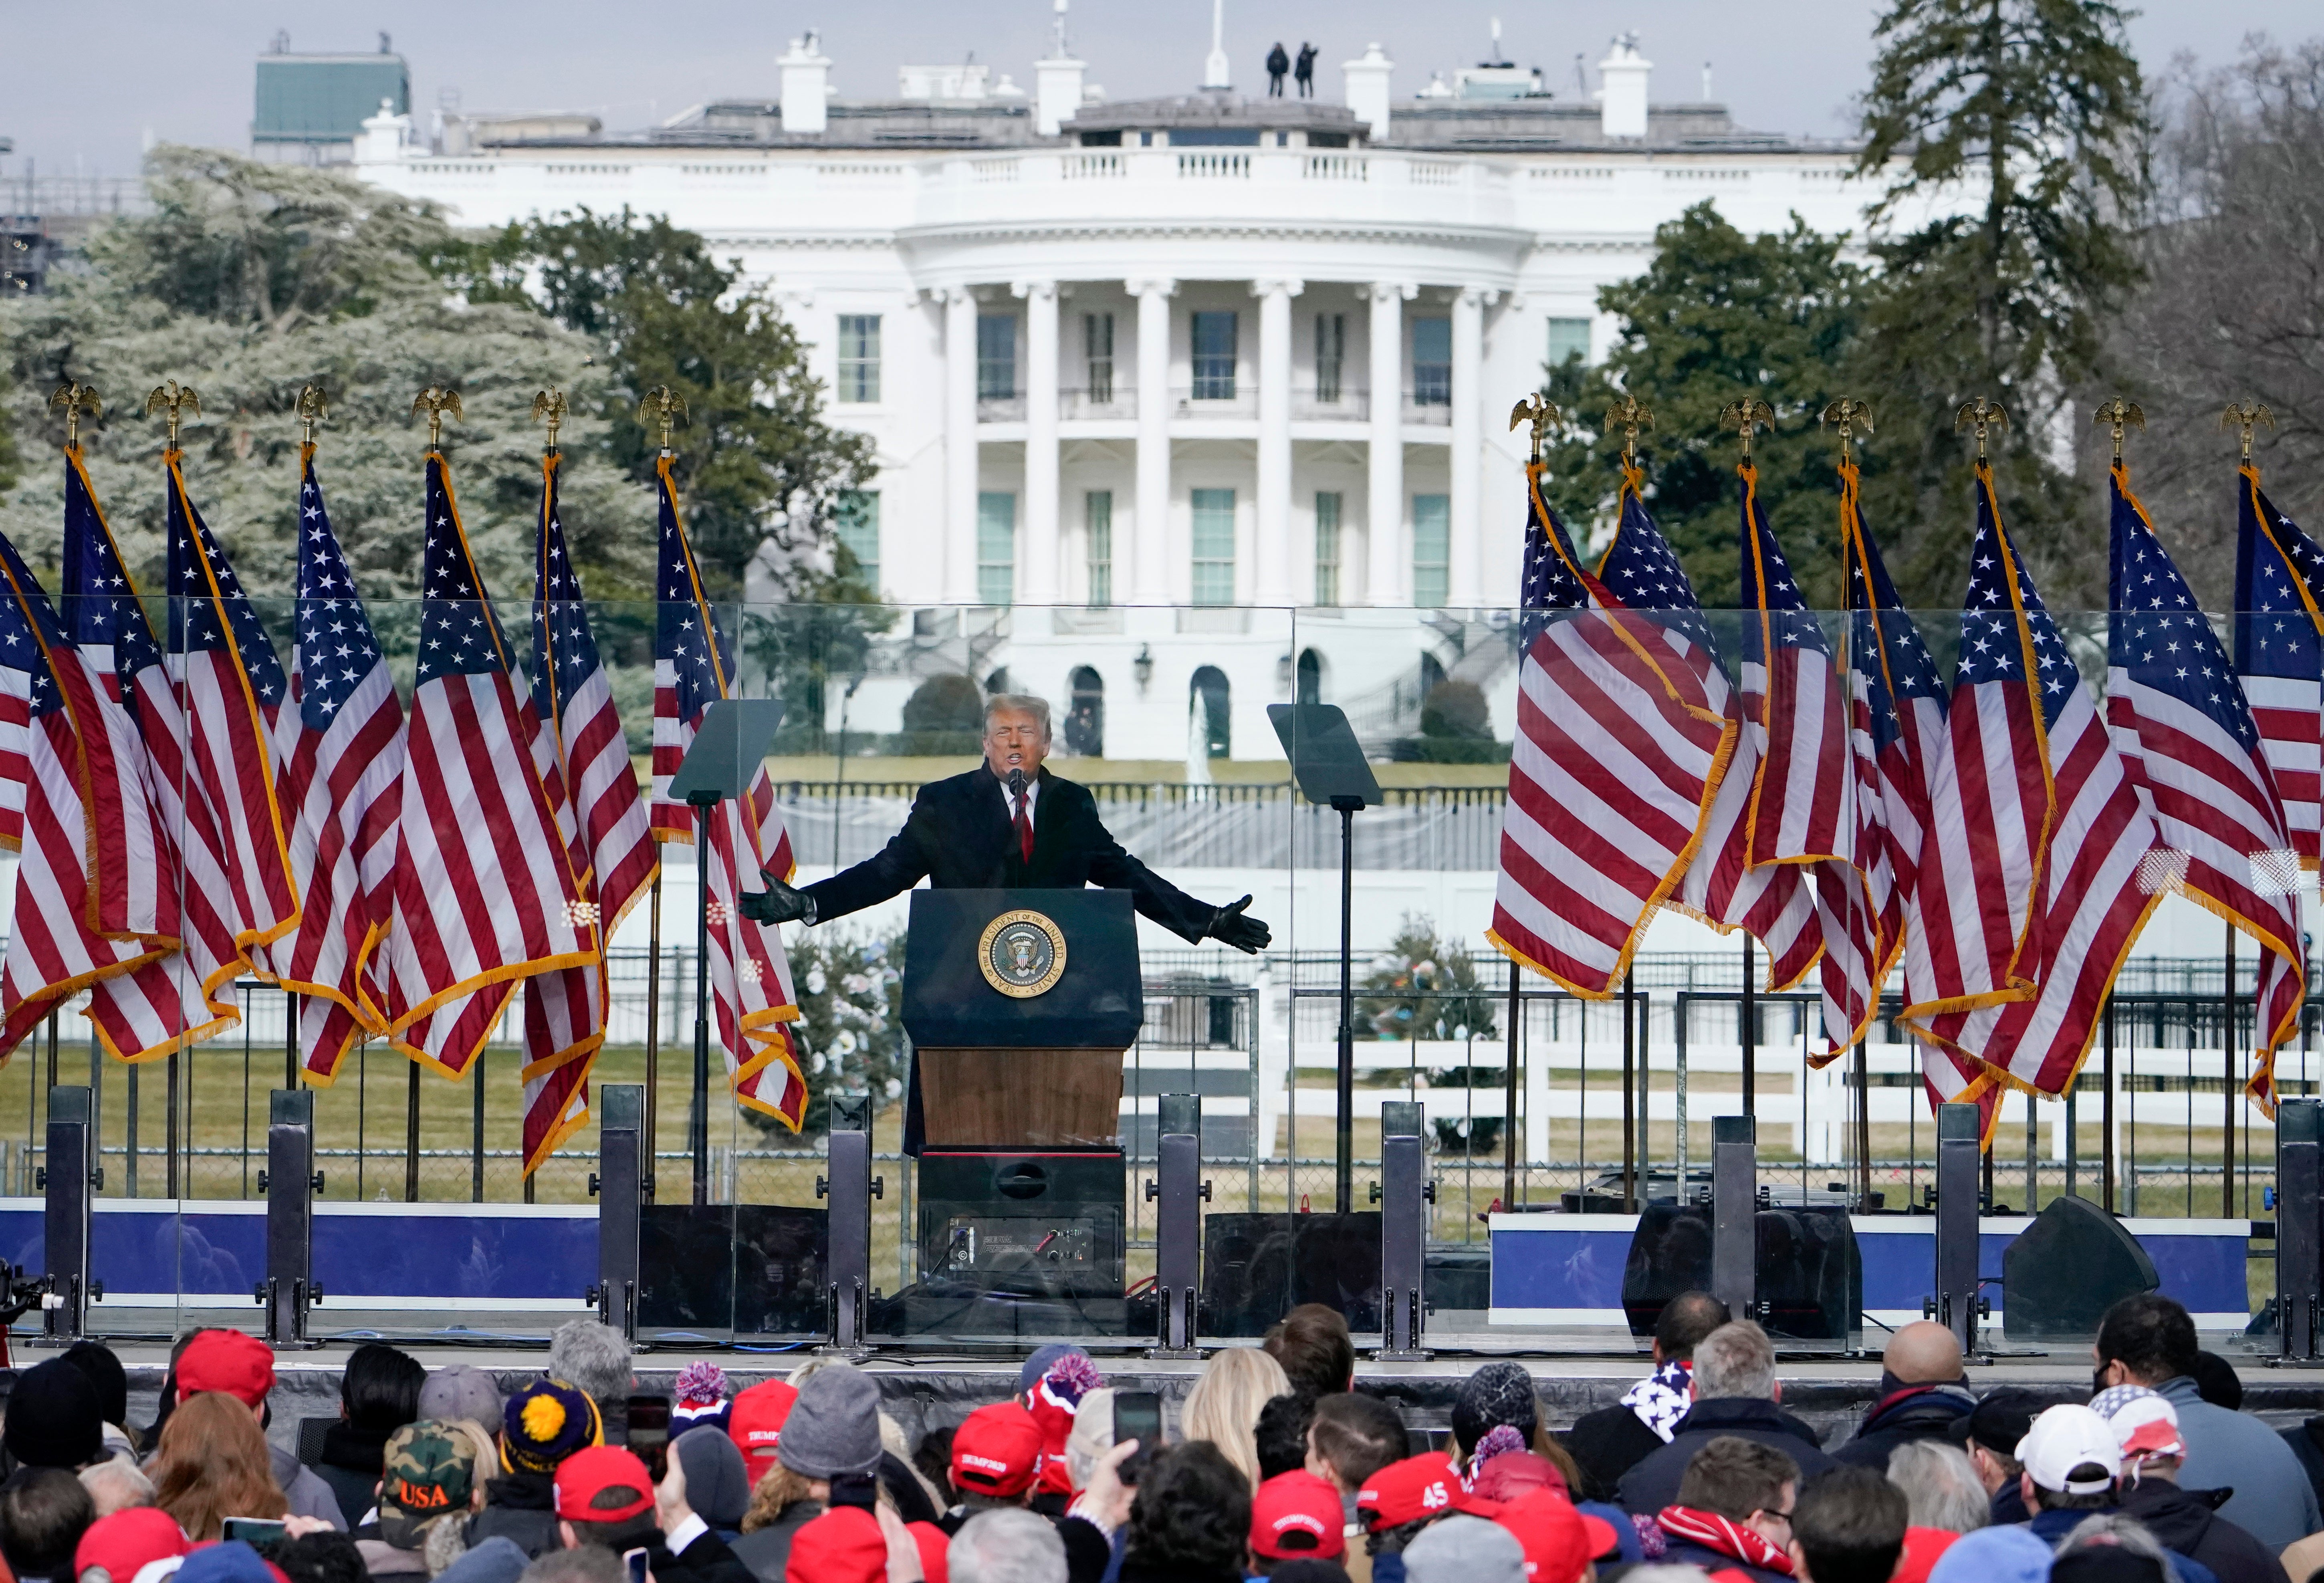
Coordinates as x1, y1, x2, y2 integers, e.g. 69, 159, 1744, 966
1356, 1453, 1461, 1532
1490, 1489, 1620, 1583
1251, 1470, 1347, 1561
783, 1506, 886, 1583
908, 1520, 950, 1583
553, 1445, 656, 1524
75, 1508, 191, 1583
727, 1380, 800, 1477
950, 1402, 1045, 1499
177, 1329, 275, 1408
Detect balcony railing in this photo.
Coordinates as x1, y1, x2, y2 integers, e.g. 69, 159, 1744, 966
976, 395, 1026, 421
1293, 391, 1370, 421
1402, 393, 1452, 425
1171, 385, 1258, 418
1060, 387, 1136, 419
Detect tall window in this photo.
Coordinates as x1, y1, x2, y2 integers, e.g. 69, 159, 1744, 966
977, 314, 1017, 399
978, 491, 1017, 605
1085, 490, 1114, 609
1547, 316, 1592, 371
1411, 317, 1451, 405
835, 314, 881, 403
1191, 488, 1236, 605
835, 490, 880, 589
1314, 312, 1346, 403
1313, 491, 1343, 606
1413, 493, 1450, 607
1084, 313, 1116, 403
1190, 311, 1238, 400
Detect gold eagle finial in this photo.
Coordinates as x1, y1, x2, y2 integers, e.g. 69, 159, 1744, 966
2093, 397, 2144, 464
638, 386, 688, 455
532, 389, 570, 456
145, 379, 202, 452
1954, 397, 2009, 460
2221, 401, 2275, 464
296, 384, 329, 449
1820, 398, 1873, 465
410, 385, 463, 451
1602, 394, 1655, 470
1508, 393, 1560, 463
48, 382, 101, 450
1719, 397, 1775, 463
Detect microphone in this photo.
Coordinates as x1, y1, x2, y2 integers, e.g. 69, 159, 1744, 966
1008, 767, 1027, 801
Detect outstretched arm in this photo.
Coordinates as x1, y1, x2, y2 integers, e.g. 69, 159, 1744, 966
740, 797, 935, 926
1084, 819, 1271, 952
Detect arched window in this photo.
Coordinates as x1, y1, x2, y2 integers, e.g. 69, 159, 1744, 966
1418, 653, 1446, 700
1191, 665, 1231, 760
985, 666, 1012, 696
1065, 665, 1105, 756
1296, 649, 1324, 706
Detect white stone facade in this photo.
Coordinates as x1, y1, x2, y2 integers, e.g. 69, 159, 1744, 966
353, 39, 1961, 759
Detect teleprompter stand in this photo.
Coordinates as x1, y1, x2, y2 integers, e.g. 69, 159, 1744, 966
666, 698, 786, 1208
1267, 704, 1382, 1214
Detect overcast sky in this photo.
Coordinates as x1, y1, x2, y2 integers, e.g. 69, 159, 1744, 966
3, 1, 2314, 179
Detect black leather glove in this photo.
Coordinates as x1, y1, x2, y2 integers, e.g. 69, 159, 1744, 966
1208, 894, 1270, 954
738, 871, 815, 926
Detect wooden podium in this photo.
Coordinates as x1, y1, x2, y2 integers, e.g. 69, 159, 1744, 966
901, 890, 1141, 1329
902, 889, 1144, 1149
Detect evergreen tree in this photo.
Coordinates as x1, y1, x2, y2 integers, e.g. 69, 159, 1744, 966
1851, 0, 2148, 607
1534, 203, 1873, 609
0, 148, 649, 618
439, 208, 876, 598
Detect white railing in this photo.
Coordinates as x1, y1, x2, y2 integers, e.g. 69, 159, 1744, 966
817, 162, 906, 182
545, 163, 631, 178
679, 164, 763, 177
1662, 167, 1750, 182
1177, 152, 1250, 179
972, 157, 1021, 183
1409, 160, 1461, 186
1304, 154, 1367, 181
1064, 152, 1126, 179
1529, 166, 1616, 182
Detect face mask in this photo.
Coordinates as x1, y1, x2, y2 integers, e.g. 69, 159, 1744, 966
2093, 1365, 2111, 1396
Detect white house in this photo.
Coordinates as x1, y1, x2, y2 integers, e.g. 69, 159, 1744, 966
353, 24, 1953, 760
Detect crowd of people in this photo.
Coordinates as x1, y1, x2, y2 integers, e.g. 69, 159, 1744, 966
0, 1291, 2319, 1583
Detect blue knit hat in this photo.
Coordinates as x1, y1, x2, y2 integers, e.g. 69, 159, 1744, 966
502, 1377, 603, 1475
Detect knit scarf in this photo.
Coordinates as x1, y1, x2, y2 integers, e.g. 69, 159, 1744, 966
1656, 1505, 1795, 1575
1620, 1361, 1694, 1443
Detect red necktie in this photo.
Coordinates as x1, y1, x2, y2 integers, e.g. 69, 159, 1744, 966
1014, 790, 1035, 863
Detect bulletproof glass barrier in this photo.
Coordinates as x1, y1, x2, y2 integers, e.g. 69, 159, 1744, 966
1622, 1201, 1861, 1346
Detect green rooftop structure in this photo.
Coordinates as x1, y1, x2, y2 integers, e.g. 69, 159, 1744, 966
253, 37, 408, 162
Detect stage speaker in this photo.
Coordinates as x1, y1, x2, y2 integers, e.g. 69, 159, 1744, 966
1200, 1212, 1382, 1337
2001, 1194, 2157, 1342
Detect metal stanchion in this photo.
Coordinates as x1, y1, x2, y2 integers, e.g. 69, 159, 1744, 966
38, 1086, 97, 1343
818, 1093, 878, 1355
1375, 1099, 1430, 1359
1147, 1092, 1206, 1358
1711, 1114, 1757, 1322
587, 1085, 646, 1340
1928, 1101, 1987, 1354
256, 1091, 323, 1347
2277, 1098, 2320, 1361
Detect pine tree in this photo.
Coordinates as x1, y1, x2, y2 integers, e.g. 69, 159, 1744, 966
1533, 203, 1873, 609
1851, 0, 2148, 607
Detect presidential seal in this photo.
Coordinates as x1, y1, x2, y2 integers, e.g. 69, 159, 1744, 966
978, 908, 1067, 998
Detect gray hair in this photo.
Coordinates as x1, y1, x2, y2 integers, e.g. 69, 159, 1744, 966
983, 694, 1053, 740
547, 1320, 633, 1415
517, 1549, 625, 1583
1691, 1320, 1778, 1401
77, 1459, 154, 1517
950, 1507, 1067, 1583
1886, 1441, 1988, 1534
2057, 1514, 2181, 1583
1692, 1311, 1775, 1404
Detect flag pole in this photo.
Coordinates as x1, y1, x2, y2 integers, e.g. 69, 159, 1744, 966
646, 871, 662, 1189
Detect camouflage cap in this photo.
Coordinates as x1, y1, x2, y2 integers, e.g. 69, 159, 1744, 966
379, 1419, 492, 1549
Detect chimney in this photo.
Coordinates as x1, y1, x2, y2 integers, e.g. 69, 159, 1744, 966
355, 99, 412, 164
1343, 42, 1392, 141
1036, 0, 1086, 136
780, 31, 833, 136
1596, 33, 1650, 140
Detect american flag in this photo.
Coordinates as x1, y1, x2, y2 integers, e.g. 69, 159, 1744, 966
2108, 464, 2301, 1113
652, 457, 807, 1128
381, 454, 591, 1077
1678, 466, 1835, 1017
1489, 463, 1736, 996
519, 454, 658, 1170
258, 449, 405, 1083
2232, 464, 2324, 869
0, 524, 172, 1059
63, 454, 242, 1060
1914, 465, 2162, 1099
1837, 464, 1993, 1128
165, 455, 299, 955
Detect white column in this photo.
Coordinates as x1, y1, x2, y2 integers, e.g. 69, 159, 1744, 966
1366, 282, 1410, 606
1019, 279, 1061, 607
1253, 278, 1302, 607
942, 287, 980, 604
1130, 278, 1176, 605
1448, 286, 1490, 608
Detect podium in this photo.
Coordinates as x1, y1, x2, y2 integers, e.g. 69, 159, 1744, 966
902, 889, 1140, 1335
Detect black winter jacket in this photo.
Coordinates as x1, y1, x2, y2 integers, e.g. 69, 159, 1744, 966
1831, 1384, 1976, 1472
1564, 1405, 1669, 1503
2116, 1478, 2291, 1583
1615, 1398, 1836, 1516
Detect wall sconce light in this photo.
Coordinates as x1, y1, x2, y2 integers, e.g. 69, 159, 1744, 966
1132, 644, 1154, 692
1276, 651, 1294, 692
